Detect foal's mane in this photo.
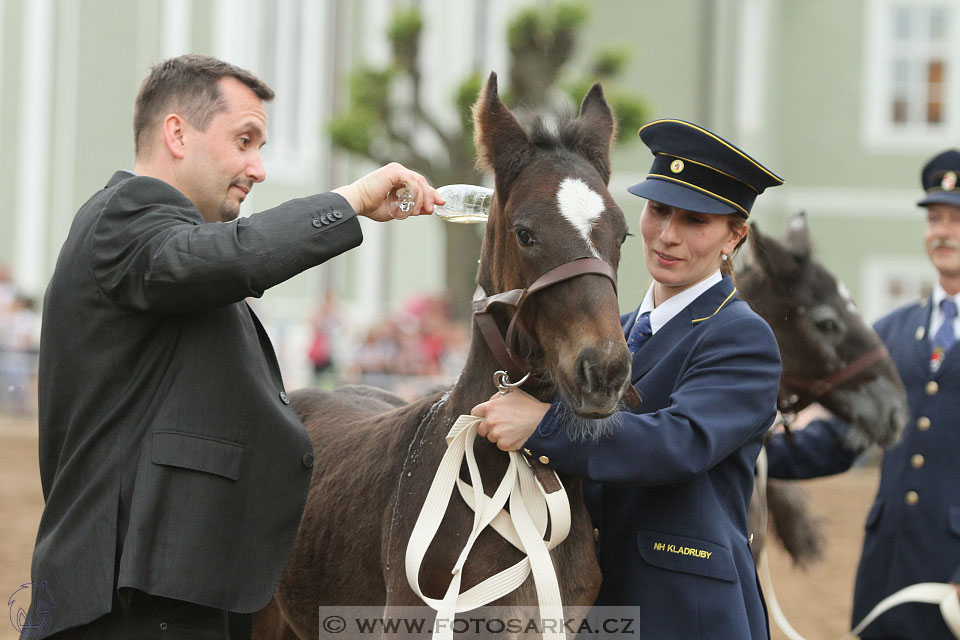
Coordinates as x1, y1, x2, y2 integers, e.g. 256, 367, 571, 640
528, 113, 615, 182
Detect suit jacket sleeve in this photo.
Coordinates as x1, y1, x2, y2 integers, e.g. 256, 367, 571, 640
524, 313, 780, 486
764, 418, 859, 479
90, 176, 363, 314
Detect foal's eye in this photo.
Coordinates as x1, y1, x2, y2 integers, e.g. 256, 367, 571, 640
816, 318, 839, 333
516, 227, 535, 247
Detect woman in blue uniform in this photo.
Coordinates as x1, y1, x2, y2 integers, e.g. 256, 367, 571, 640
472, 119, 783, 639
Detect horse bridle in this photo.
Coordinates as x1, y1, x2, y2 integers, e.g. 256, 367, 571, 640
777, 343, 891, 427
472, 257, 618, 390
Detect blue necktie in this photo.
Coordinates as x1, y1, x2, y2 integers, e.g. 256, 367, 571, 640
628, 311, 652, 353
931, 298, 958, 369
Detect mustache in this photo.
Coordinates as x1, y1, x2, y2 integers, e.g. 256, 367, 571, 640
931, 238, 960, 250
231, 179, 254, 191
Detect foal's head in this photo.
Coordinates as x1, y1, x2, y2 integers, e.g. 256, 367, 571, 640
471, 72, 630, 418
739, 211, 906, 449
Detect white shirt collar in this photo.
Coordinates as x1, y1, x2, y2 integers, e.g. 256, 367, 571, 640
931, 283, 960, 331
636, 270, 723, 334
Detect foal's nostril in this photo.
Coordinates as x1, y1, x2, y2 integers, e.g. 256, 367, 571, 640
575, 344, 632, 394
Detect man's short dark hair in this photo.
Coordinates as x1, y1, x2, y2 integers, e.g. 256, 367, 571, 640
134, 54, 275, 157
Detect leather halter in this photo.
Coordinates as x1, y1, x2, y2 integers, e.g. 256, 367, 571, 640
472, 257, 618, 387
777, 343, 891, 422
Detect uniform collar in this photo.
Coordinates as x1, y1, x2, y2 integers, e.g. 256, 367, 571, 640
637, 270, 723, 334
628, 275, 739, 382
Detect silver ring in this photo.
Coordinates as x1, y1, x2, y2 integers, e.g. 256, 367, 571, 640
494, 370, 531, 395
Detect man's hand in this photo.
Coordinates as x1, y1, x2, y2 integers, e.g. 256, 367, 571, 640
471, 389, 550, 452
333, 162, 443, 221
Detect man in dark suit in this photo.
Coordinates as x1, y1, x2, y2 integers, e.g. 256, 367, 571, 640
26, 54, 440, 639
766, 149, 960, 639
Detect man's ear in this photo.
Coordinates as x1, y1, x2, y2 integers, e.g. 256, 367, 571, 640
162, 113, 187, 160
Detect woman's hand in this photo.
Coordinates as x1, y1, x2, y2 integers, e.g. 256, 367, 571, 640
471, 389, 550, 451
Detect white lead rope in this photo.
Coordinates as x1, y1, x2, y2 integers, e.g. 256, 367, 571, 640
756, 448, 960, 639
405, 414, 571, 640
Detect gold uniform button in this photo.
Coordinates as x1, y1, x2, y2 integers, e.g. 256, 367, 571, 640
905, 491, 919, 506
917, 416, 931, 431
523, 448, 532, 456
593, 527, 600, 542
538, 455, 550, 465
911, 454, 925, 468
926, 380, 939, 395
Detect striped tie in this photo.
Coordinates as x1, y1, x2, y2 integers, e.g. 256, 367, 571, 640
628, 312, 652, 353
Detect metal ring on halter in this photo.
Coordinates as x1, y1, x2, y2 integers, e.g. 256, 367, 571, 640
493, 370, 532, 395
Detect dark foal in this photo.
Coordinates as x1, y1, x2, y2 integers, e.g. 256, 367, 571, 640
254, 73, 631, 639
739, 211, 907, 564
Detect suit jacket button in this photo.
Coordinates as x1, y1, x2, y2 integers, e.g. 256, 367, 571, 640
320, 215, 329, 224
279, 391, 290, 404
312, 218, 323, 228
302, 452, 314, 468
538, 455, 550, 465
332, 209, 343, 219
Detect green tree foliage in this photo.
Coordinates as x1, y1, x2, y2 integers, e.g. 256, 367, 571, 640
329, 1, 648, 317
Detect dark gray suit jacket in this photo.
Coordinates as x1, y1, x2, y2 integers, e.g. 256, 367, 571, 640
29, 171, 363, 636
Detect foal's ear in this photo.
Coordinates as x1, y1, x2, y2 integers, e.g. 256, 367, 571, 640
749, 221, 803, 284
783, 210, 813, 260
577, 82, 616, 184
472, 72, 530, 195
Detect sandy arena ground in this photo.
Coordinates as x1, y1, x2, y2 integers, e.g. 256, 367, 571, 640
0, 413, 880, 640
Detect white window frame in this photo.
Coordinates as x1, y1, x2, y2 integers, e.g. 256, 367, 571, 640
257, 0, 325, 183
862, 0, 960, 151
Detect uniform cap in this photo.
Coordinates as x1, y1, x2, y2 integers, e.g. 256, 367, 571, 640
918, 149, 960, 208
627, 119, 783, 216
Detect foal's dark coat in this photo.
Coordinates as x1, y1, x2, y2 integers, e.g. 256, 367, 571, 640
256, 74, 631, 639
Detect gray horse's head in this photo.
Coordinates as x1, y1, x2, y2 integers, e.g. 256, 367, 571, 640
738, 211, 906, 450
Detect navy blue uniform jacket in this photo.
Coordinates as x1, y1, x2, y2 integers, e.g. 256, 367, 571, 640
30, 172, 363, 637
523, 276, 781, 640
768, 297, 960, 640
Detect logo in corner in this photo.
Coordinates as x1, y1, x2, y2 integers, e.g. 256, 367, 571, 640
8, 582, 56, 637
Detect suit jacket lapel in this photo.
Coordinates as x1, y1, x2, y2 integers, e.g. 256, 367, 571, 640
630, 277, 738, 383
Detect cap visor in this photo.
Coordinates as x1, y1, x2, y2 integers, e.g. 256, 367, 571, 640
627, 177, 738, 215
918, 192, 960, 208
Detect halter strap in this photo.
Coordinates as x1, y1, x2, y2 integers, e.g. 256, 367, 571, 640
472, 257, 618, 386
778, 344, 891, 417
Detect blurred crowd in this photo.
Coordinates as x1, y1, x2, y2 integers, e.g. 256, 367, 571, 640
308, 291, 470, 399
0, 264, 41, 414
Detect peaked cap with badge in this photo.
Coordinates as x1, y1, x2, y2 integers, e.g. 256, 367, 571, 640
628, 119, 784, 216
918, 148, 960, 208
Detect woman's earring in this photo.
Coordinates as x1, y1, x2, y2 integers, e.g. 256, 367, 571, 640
721, 253, 729, 261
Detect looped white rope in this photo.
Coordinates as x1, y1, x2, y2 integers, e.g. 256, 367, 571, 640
405, 414, 571, 640
757, 447, 960, 639
845, 582, 960, 639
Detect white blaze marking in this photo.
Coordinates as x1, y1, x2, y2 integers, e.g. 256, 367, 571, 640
557, 177, 605, 257
837, 280, 861, 315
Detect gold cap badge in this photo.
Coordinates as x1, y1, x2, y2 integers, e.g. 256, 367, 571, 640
942, 171, 957, 191
670, 159, 684, 174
